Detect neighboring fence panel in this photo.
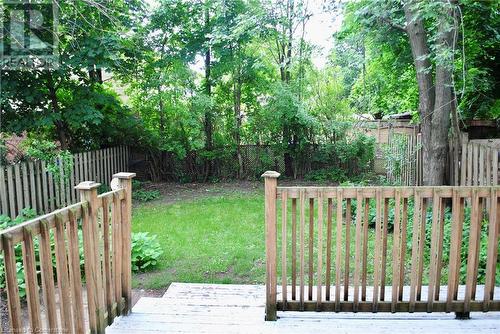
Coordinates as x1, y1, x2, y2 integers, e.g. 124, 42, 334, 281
0, 146, 129, 218
385, 133, 422, 186
0, 172, 135, 333
457, 141, 499, 186
262, 173, 500, 320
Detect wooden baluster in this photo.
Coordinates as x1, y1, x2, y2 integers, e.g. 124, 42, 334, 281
22, 227, 42, 332
372, 189, 383, 312
54, 214, 73, 332
361, 198, 369, 302
398, 197, 408, 302
325, 198, 333, 301
281, 191, 288, 310
344, 198, 351, 301
464, 189, 480, 314
292, 198, 297, 301
76, 182, 105, 333
335, 189, 343, 311
262, 171, 279, 321
316, 191, 323, 310
39, 219, 58, 331
435, 196, 446, 301
2, 233, 23, 332
416, 197, 428, 301
308, 197, 314, 301
68, 209, 85, 333
103, 196, 115, 323
447, 189, 463, 312
353, 190, 363, 312
380, 197, 389, 301
427, 190, 441, 312
484, 188, 499, 311
409, 189, 421, 312
299, 189, 306, 310
391, 189, 401, 313
112, 192, 123, 315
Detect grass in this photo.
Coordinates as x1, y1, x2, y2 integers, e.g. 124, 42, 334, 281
132, 189, 499, 291
132, 192, 266, 289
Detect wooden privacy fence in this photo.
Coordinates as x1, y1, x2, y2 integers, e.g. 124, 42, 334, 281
0, 172, 135, 333
450, 139, 499, 186
0, 146, 129, 219
262, 172, 500, 321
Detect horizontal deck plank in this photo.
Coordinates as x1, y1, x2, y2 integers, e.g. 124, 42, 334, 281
107, 283, 500, 334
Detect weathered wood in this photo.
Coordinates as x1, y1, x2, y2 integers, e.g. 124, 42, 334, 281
483, 188, 499, 311
372, 189, 383, 312
416, 197, 428, 301
308, 198, 314, 301
68, 209, 86, 333
398, 198, 408, 302
39, 219, 58, 331
427, 190, 441, 311
112, 192, 123, 315
380, 197, 389, 301
361, 198, 369, 301
391, 189, 401, 313
2, 233, 23, 332
344, 198, 351, 301
316, 191, 323, 309
299, 189, 305, 310
325, 198, 332, 301
54, 214, 73, 332
464, 189, 481, 313
21, 227, 42, 332
262, 171, 279, 321
281, 191, 287, 310
291, 198, 297, 301
447, 189, 464, 312
335, 189, 343, 311
113, 173, 135, 315
353, 190, 363, 311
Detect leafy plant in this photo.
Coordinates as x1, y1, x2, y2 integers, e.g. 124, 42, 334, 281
132, 189, 162, 202
23, 138, 73, 184
131, 232, 163, 272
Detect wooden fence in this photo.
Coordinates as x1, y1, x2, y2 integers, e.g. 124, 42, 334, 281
385, 133, 422, 186
0, 172, 135, 333
451, 139, 499, 186
0, 146, 129, 219
262, 172, 499, 320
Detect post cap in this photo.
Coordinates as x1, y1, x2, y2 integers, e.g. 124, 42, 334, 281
75, 181, 101, 190
261, 171, 280, 178
112, 172, 136, 179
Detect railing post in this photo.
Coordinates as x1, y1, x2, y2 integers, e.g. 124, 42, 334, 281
111, 172, 136, 315
262, 171, 280, 321
76, 181, 106, 333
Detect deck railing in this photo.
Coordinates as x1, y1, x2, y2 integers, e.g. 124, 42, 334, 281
262, 171, 500, 320
0, 172, 135, 333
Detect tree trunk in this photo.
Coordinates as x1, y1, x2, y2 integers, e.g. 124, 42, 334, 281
428, 0, 457, 185
404, 1, 435, 185
233, 60, 243, 178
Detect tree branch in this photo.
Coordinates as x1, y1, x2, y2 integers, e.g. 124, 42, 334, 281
380, 16, 406, 32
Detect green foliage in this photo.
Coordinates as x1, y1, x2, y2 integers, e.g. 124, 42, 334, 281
133, 189, 162, 202
23, 138, 73, 183
131, 232, 163, 272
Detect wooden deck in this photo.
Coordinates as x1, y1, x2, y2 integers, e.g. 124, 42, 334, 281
106, 283, 500, 333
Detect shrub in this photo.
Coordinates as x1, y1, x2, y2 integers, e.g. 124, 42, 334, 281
132, 189, 162, 202
131, 232, 163, 272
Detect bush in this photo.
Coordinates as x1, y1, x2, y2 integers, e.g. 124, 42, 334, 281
132, 189, 162, 202
131, 232, 163, 272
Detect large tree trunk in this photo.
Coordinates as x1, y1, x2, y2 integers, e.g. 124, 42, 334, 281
428, 0, 457, 185
403, 1, 435, 185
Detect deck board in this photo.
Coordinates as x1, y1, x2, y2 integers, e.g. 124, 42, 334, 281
106, 283, 500, 334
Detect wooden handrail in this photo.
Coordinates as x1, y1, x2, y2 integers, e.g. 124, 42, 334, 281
264, 172, 500, 320
0, 172, 135, 333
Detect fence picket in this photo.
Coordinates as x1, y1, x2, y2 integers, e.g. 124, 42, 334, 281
292, 198, 297, 301
316, 191, 323, 309
281, 191, 288, 310
344, 198, 351, 301
335, 189, 343, 311
325, 198, 332, 301
353, 190, 363, 311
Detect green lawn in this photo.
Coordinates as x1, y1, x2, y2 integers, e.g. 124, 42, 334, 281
131, 192, 266, 289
